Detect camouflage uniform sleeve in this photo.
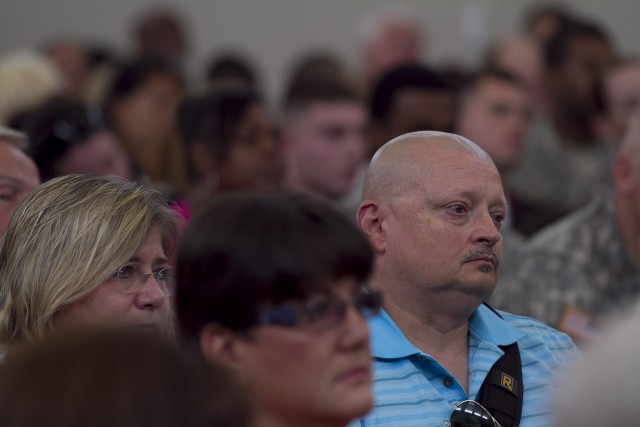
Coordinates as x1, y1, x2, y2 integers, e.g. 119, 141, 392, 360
504, 248, 591, 328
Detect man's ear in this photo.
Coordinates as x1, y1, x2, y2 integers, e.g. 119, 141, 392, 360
357, 200, 387, 253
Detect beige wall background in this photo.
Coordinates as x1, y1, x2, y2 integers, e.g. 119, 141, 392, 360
2, 0, 639, 102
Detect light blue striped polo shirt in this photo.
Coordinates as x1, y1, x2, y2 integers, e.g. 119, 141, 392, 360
350, 305, 579, 427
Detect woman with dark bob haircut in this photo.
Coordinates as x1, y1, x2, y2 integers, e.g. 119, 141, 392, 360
176, 191, 381, 427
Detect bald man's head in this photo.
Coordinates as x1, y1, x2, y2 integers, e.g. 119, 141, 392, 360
362, 131, 493, 202
356, 130, 505, 309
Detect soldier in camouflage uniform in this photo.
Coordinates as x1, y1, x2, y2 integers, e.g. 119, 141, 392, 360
492, 116, 640, 345
505, 20, 616, 235
506, 115, 613, 230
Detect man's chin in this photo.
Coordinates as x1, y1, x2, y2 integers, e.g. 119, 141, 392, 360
456, 280, 497, 301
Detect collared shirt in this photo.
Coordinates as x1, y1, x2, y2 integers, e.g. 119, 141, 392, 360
493, 194, 640, 341
350, 305, 578, 427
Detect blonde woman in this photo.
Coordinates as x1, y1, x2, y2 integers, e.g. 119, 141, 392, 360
0, 174, 179, 349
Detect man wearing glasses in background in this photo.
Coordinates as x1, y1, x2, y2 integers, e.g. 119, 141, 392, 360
351, 131, 579, 427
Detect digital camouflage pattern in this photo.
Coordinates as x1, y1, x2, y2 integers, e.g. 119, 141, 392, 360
491, 195, 639, 342
506, 115, 613, 223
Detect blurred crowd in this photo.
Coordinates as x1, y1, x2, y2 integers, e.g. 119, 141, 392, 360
0, 1, 639, 426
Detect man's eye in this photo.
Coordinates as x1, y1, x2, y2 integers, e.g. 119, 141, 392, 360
322, 127, 347, 141
490, 103, 510, 116
449, 204, 466, 214
492, 213, 506, 225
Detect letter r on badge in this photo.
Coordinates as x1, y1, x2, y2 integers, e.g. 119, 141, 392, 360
501, 373, 514, 392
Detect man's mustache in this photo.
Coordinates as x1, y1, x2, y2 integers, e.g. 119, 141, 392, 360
461, 247, 500, 269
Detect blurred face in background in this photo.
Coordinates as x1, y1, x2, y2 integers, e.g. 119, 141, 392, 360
0, 141, 39, 237
45, 40, 90, 99
601, 63, 640, 146
284, 101, 367, 200
457, 77, 531, 173
112, 72, 184, 150
362, 19, 421, 84
134, 10, 189, 64
55, 130, 135, 180
218, 105, 284, 192
491, 37, 543, 106
551, 34, 614, 115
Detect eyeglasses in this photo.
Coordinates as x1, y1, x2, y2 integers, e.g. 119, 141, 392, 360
112, 263, 176, 296
257, 288, 382, 332
449, 400, 502, 427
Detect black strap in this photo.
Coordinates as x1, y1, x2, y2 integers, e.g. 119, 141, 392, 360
477, 304, 523, 427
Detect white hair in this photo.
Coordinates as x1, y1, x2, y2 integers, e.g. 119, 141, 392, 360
0, 51, 62, 125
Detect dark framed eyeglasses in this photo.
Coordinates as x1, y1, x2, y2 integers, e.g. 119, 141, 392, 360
449, 400, 502, 427
257, 288, 382, 333
112, 263, 176, 296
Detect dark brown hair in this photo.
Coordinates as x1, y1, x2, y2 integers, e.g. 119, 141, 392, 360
176, 191, 374, 337
0, 328, 250, 427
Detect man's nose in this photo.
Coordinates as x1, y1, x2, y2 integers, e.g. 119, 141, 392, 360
470, 211, 501, 246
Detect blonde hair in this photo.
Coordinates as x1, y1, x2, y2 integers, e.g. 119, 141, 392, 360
0, 174, 179, 345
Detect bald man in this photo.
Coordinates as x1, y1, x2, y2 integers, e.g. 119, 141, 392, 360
495, 114, 640, 345
0, 127, 40, 237
351, 131, 578, 427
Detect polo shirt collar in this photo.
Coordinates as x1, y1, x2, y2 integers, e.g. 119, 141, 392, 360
469, 304, 526, 346
370, 309, 419, 359
370, 304, 526, 359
